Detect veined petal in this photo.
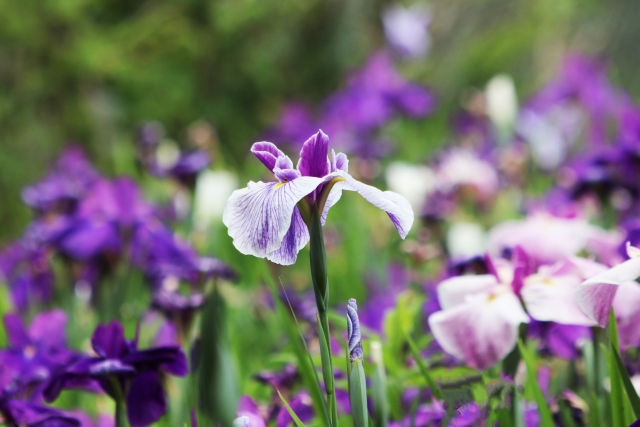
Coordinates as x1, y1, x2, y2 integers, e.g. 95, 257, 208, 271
223, 178, 323, 260
428, 292, 529, 370
436, 274, 498, 310
329, 170, 414, 238
297, 130, 329, 178
575, 258, 640, 327
251, 142, 285, 172
521, 274, 596, 326
266, 207, 309, 265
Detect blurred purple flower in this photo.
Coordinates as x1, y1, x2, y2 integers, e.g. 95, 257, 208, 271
528, 321, 590, 360
45, 321, 187, 427
22, 146, 100, 215
223, 130, 413, 265
254, 364, 299, 391
0, 241, 53, 311
235, 395, 267, 427
275, 391, 314, 427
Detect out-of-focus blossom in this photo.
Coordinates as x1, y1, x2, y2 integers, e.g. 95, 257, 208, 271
576, 243, 640, 328
528, 321, 590, 360
235, 395, 267, 427
262, 102, 318, 148
275, 391, 314, 427
0, 311, 76, 394
223, 130, 413, 265
428, 268, 529, 370
22, 146, 100, 215
359, 263, 408, 332
446, 222, 487, 259
486, 74, 518, 140
435, 148, 500, 201
382, 3, 431, 59
193, 170, 239, 229
0, 241, 54, 310
384, 162, 436, 213
488, 213, 612, 265
45, 321, 187, 427
254, 365, 299, 391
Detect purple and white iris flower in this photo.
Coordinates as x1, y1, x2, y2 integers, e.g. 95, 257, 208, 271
223, 130, 414, 265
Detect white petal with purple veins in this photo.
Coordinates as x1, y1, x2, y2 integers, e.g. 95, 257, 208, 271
613, 281, 640, 348
576, 257, 640, 327
428, 291, 529, 370
327, 170, 414, 239
223, 177, 323, 262
266, 207, 309, 265
436, 274, 498, 310
521, 274, 596, 326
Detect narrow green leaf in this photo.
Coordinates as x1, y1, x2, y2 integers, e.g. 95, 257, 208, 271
370, 341, 389, 427
316, 315, 334, 395
349, 359, 369, 427
262, 266, 331, 427
279, 282, 332, 427
277, 389, 307, 427
404, 332, 442, 400
609, 310, 640, 418
517, 340, 554, 427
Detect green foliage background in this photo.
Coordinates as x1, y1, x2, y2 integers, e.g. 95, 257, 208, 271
1, 0, 640, 241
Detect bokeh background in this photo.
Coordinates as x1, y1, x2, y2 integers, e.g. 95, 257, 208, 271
2, 0, 640, 242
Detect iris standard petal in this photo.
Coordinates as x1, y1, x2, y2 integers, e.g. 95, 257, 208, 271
126, 371, 167, 427
91, 322, 129, 359
436, 274, 498, 310
428, 292, 529, 370
251, 142, 285, 172
522, 274, 597, 326
297, 130, 330, 178
3, 313, 30, 349
223, 178, 323, 261
328, 171, 414, 238
575, 257, 640, 327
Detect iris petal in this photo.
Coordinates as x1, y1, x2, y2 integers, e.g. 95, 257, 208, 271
223, 178, 323, 262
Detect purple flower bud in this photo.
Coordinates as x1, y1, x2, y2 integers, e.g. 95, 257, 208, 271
346, 298, 363, 361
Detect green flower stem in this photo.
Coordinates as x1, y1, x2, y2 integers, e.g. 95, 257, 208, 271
115, 398, 129, 427
308, 204, 338, 427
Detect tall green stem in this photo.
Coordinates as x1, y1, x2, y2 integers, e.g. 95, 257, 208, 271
115, 398, 129, 427
309, 204, 338, 427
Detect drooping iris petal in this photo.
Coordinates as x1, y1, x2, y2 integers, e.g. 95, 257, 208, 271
266, 208, 309, 265
126, 371, 167, 427
522, 274, 596, 326
251, 142, 285, 172
297, 130, 330, 178
436, 274, 498, 310
223, 178, 323, 261
321, 150, 349, 224
327, 170, 414, 239
123, 347, 188, 376
91, 322, 130, 359
612, 281, 640, 348
428, 291, 529, 370
575, 257, 640, 327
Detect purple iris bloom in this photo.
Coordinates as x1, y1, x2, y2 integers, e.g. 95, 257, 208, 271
254, 364, 299, 391
0, 311, 76, 397
150, 150, 212, 189
262, 102, 318, 149
0, 241, 53, 311
223, 130, 414, 265
346, 299, 363, 361
22, 146, 100, 215
45, 321, 187, 427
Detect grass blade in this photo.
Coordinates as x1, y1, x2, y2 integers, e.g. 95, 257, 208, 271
609, 310, 640, 418
404, 331, 442, 400
277, 389, 307, 427
517, 340, 554, 427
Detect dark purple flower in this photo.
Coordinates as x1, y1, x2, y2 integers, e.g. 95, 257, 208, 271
45, 321, 187, 427
0, 240, 53, 311
0, 310, 76, 392
151, 150, 212, 189
254, 364, 299, 391
235, 395, 267, 427
262, 102, 318, 148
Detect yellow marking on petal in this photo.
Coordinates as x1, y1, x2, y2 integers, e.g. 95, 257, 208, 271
274, 182, 285, 189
